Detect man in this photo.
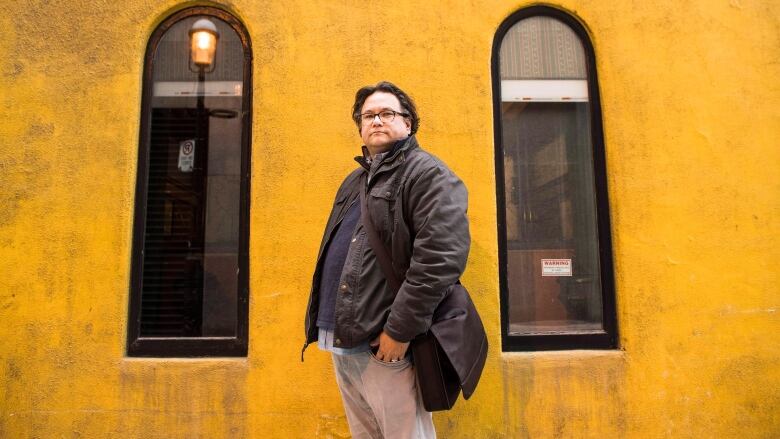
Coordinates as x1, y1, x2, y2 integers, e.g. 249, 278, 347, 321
302, 81, 470, 438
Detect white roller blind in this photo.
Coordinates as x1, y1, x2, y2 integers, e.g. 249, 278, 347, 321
501, 79, 588, 102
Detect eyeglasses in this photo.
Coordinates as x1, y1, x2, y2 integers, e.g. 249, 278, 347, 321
360, 110, 409, 125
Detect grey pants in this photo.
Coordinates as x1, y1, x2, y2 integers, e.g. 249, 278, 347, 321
332, 351, 436, 439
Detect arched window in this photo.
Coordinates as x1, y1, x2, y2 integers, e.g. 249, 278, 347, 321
128, 7, 252, 356
492, 7, 617, 351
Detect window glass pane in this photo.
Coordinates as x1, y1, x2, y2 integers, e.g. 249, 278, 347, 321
500, 16, 604, 336
140, 16, 244, 337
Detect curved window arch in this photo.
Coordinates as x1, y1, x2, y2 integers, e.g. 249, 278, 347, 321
128, 7, 252, 357
492, 6, 617, 351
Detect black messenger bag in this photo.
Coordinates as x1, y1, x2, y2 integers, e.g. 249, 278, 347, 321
410, 330, 461, 411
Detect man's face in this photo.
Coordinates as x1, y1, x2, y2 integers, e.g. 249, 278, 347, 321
359, 92, 412, 151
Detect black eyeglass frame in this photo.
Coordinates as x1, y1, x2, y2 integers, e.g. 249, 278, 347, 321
359, 110, 410, 125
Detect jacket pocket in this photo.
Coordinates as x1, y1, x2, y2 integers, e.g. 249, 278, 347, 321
369, 185, 398, 232
370, 186, 396, 200
327, 195, 349, 225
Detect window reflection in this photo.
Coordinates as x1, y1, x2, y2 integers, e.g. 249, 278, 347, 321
139, 16, 244, 337
499, 16, 605, 336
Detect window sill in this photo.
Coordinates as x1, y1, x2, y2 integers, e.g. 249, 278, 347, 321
500, 348, 625, 361
122, 357, 249, 363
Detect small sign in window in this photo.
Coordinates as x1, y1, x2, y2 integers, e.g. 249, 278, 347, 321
178, 139, 195, 172
541, 259, 572, 276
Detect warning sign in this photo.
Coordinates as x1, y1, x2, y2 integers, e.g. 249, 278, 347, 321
178, 139, 195, 172
541, 259, 572, 276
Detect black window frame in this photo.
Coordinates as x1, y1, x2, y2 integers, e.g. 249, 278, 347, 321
492, 6, 618, 351
127, 6, 252, 357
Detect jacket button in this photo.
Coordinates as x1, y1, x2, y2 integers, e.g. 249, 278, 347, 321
335, 339, 341, 346
351, 238, 357, 243
340, 284, 348, 291
385, 191, 391, 197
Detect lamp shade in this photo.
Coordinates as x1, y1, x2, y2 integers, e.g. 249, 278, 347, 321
189, 18, 219, 67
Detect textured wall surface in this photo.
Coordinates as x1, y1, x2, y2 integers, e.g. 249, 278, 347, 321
1, 0, 778, 437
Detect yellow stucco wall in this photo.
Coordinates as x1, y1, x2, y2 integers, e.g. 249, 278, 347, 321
1, 0, 778, 437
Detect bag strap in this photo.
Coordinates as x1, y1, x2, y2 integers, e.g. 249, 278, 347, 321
360, 174, 403, 294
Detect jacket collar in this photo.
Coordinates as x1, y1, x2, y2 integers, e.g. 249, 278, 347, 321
355, 136, 418, 171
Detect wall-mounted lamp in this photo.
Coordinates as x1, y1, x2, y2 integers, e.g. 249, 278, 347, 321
189, 18, 219, 70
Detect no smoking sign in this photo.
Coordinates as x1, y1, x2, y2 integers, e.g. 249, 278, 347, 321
178, 139, 195, 172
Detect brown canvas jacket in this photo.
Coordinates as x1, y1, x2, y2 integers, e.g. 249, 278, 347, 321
303, 136, 470, 356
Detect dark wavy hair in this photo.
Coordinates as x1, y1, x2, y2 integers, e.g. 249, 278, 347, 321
351, 81, 420, 135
